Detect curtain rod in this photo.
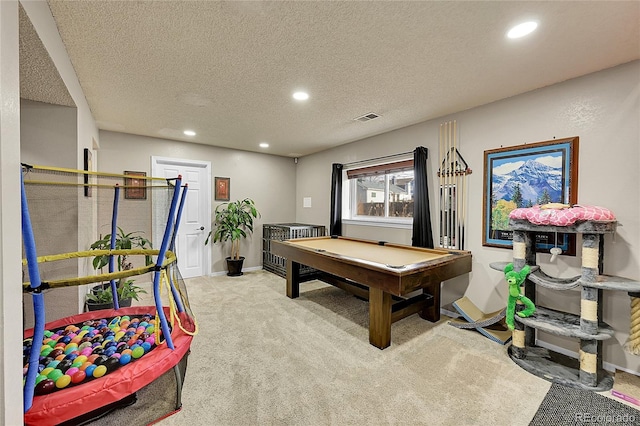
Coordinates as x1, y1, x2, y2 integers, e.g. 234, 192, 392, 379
342, 150, 414, 167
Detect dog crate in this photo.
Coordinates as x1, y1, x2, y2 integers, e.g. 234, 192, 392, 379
263, 223, 326, 278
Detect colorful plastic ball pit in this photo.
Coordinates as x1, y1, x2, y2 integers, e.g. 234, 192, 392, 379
56, 359, 73, 373
119, 353, 132, 365
24, 314, 163, 396
35, 374, 47, 385
92, 365, 107, 378
84, 364, 97, 378
70, 370, 86, 384
64, 353, 78, 361
34, 379, 55, 395
55, 375, 71, 389
40, 367, 54, 377
93, 355, 108, 366
78, 362, 92, 372
47, 369, 63, 382
103, 357, 120, 372
49, 349, 63, 359
131, 346, 145, 359
45, 360, 60, 369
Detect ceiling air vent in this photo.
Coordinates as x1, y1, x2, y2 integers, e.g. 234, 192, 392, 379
354, 112, 380, 122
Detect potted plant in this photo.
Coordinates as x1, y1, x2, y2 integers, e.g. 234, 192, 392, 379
86, 227, 151, 310
206, 198, 260, 276
85, 280, 147, 311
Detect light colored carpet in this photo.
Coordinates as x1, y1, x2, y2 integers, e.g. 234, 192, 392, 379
154, 270, 551, 426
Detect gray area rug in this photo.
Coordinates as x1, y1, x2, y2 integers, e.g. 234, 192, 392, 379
530, 383, 639, 426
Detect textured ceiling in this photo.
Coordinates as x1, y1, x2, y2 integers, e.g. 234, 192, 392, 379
35, 1, 640, 157
19, 4, 74, 108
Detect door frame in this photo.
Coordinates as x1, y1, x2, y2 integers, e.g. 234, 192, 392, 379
151, 156, 211, 277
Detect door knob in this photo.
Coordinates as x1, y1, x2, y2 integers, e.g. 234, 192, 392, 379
199, 226, 205, 231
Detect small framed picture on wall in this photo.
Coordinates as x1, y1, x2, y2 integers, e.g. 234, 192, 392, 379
215, 177, 230, 201
124, 171, 147, 200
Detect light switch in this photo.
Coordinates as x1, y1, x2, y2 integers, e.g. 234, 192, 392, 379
303, 197, 312, 208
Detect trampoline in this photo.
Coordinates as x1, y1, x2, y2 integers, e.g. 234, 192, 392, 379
21, 165, 197, 425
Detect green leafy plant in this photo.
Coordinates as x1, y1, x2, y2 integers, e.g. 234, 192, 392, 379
88, 227, 152, 304
85, 280, 147, 304
205, 198, 260, 260
90, 227, 153, 271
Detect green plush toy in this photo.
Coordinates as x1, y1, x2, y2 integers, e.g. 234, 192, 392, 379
504, 263, 536, 330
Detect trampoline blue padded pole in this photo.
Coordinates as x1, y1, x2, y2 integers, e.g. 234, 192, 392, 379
21, 172, 46, 412
154, 176, 183, 350
168, 184, 188, 313
109, 185, 121, 309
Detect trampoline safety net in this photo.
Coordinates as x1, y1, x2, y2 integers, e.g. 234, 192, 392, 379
21, 164, 197, 426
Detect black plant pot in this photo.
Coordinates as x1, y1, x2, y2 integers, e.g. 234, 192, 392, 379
85, 301, 113, 312
226, 256, 245, 276
85, 298, 132, 312
86, 284, 133, 311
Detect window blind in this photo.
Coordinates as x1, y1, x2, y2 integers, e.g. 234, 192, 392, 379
346, 159, 413, 179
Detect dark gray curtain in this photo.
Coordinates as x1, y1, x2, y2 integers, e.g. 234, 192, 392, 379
412, 147, 434, 248
330, 163, 343, 236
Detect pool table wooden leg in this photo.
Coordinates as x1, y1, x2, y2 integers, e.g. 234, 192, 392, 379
369, 287, 392, 349
420, 280, 441, 322
286, 259, 300, 299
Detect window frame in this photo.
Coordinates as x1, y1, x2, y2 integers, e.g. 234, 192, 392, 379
342, 156, 414, 229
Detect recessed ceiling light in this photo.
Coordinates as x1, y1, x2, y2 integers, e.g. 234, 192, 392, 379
259, 142, 269, 148
507, 21, 538, 39
292, 91, 309, 101
183, 130, 196, 136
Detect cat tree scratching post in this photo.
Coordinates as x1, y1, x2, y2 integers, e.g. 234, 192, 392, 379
490, 204, 640, 391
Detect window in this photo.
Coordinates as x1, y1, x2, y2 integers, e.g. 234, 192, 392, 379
345, 158, 414, 224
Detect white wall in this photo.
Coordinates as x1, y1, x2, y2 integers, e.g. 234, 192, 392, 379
296, 60, 640, 371
6, 2, 100, 421
0, 1, 26, 422
98, 131, 298, 273
21, 100, 81, 328
20, 0, 100, 316
20, 99, 77, 167
19, 1, 99, 159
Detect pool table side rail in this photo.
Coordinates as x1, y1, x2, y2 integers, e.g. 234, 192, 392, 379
276, 236, 470, 271
285, 235, 468, 257
270, 239, 472, 296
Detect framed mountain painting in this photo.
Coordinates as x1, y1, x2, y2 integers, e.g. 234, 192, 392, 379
482, 137, 579, 255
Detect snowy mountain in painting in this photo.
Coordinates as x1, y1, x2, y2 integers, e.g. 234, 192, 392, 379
492, 159, 563, 205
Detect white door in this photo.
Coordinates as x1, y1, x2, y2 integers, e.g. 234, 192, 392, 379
152, 156, 211, 278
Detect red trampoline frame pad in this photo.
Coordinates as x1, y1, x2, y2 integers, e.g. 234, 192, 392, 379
23, 306, 194, 426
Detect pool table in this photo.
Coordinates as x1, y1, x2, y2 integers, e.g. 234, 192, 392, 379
270, 236, 472, 349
